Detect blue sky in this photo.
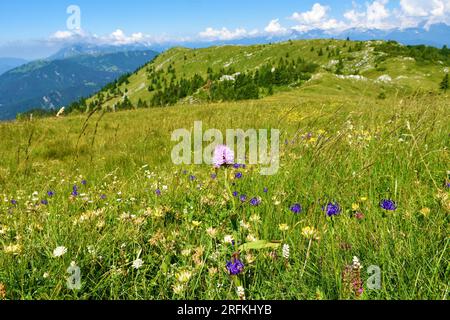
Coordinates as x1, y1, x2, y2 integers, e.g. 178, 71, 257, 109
1, 0, 449, 59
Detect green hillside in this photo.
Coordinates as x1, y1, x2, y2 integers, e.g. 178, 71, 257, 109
81, 39, 449, 112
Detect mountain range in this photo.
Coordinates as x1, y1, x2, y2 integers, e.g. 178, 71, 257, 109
0, 46, 158, 120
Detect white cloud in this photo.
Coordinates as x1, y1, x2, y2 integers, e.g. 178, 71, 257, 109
367, 0, 390, 23
291, 3, 329, 24
343, 0, 393, 29
198, 27, 251, 40
108, 29, 149, 45
264, 19, 288, 35
290, 3, 348, 32
51, 29, 87, 41
399, 0, 450, 28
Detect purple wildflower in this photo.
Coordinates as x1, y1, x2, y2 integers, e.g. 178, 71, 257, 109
235, 172, 243, 179
290, 203, 302, 214
232, 191, 239, 197
324, 202, 341, 217
240, 194, 247, 202
380, 199, 397, 211
263, 187, 268, 193
250, 197, 261, 206
47, 191, 54, 197
10, 199, 17, 206
71, 185, 78, 197
213, 145, 234, 168
211, 173, 217, 180
189, 175, 196, 181
81, 180, 87, 186
226, 258, 244, 275
100, 194, 107, 200
41, 199, 48, 206
155, 189, 161, 196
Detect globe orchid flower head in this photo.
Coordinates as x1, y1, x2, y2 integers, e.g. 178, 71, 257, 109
324, 202, 341, 217
380, 199, 397, 211
290, 203, 302, 214
213, 145, 234, 168
226, 254, 245, 276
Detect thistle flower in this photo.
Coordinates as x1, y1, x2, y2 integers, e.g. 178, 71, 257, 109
324, 202, 341, 217
226, 257, 244, 275
290, 203, 302, 214
380, 199, 397, 211
53, 246, 67, 257
282, 244, 290, 260
213, 145, 235, 168
176, 270, 193, 283
206, 227, 218, 238
172, 284, 185, 295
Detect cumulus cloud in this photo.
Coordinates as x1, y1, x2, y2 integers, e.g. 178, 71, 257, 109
399, 0, 450, 28
291, 3, 329, 24
264, 19, 288, 35
198, 27, 255, 40
290, 3, 348, 32
343, 0, 393, 29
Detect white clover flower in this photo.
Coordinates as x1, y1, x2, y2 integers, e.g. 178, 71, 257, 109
223, 235, 234, 244
239, 220, 250, 230
282, 244, 290, 260
132, 258, 144, 270
352, 256, 362, 270
236, 286, 246, 300
53, 246, 67, 257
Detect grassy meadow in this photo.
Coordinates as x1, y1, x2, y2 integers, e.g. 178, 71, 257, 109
0, 40, 449, 300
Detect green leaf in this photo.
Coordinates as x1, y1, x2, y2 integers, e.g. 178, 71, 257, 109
238, 240, 281, 251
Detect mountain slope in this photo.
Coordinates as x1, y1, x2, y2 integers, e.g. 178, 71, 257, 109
84, 39, 449, 112
0, 50, 158, 120
0, 57, 28, 76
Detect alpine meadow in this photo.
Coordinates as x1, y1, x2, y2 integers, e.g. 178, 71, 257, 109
0, 36, 449, 300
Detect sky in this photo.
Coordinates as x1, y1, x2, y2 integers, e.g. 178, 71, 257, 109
1, 0, 449, 59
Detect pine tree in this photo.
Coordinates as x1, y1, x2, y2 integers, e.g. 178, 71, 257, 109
440, 73, 449, 91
